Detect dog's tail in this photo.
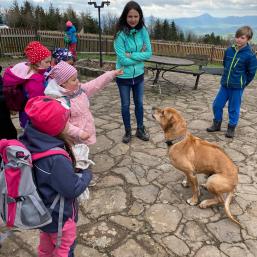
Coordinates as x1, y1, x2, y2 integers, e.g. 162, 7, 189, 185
224, 191, 241, 226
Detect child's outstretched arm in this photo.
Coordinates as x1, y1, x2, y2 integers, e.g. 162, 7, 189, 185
80, 70, 123, 97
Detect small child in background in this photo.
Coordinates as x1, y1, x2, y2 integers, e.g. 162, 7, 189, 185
3, 41, 51, 128
51, 48, 75, 66
65, 21, 78, 61
44, 61, 123, 169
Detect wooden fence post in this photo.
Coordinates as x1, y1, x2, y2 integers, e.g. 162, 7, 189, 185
210, 45, 215, 64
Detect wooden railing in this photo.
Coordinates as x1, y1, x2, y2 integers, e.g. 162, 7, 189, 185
1, 29, 256, 63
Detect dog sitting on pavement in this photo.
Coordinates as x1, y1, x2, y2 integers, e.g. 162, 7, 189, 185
152, 106, 240, 225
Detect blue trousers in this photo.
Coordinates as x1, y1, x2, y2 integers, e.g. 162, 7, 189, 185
116, 75, 144, 129
212, 86, 244, 126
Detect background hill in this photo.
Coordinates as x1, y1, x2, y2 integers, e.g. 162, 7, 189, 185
146, 14, 257, 42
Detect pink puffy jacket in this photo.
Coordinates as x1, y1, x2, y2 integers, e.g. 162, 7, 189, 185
45, 71, 117, 145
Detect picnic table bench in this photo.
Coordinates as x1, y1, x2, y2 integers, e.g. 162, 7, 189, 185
163, 54, 209, 90
202, 67, 224, 76
146, 55, 209, 91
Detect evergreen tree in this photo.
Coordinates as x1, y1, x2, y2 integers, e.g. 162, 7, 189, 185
0, 13, 3, 24
80, 12, 98, 34
21, 1, 34, 29
178, 30, 185, 42
162, 19, 170, 40
45, 4, 58, 30
154, 18, 162, 40
148, 15, 155, 38
170, 21, 178, 41
6, 1, 22, 28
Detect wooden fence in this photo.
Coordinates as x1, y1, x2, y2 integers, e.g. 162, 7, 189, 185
1, 29, 256, 63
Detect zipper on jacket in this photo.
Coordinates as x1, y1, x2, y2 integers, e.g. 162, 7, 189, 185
233, 58, 240, 68
227, 50, 238, 87
132, 33, 138, 83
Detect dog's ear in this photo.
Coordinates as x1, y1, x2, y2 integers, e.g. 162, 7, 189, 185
164, 109, 173, 121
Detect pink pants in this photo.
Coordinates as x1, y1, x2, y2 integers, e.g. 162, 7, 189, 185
69, 43, 77, 61
38, 218, 76, 257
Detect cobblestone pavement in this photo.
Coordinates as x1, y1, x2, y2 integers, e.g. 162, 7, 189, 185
0, 69, 257, 257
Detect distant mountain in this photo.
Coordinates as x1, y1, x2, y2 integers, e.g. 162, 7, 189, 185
146, 13, 257, 41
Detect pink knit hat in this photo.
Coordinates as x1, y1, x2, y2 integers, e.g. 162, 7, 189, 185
66, 21, 73, 27
24, 41, 51, 64
49, 61, 77, 85
25, 96, 70, 136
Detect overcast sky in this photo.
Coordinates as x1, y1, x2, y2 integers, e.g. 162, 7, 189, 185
1, 0, 257, 18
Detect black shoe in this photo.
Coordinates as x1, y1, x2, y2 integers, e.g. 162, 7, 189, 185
122, 128, 132, 143
135, 126, 149, 141
206, 119, 222, 132
225, 124, 236, 138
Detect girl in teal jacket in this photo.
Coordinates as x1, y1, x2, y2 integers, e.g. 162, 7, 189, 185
114, 1, 152, 143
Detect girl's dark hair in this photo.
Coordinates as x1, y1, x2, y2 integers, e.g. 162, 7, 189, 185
114, 1, 145, 38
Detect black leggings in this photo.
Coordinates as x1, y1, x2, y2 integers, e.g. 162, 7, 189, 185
0, 102, 17, 140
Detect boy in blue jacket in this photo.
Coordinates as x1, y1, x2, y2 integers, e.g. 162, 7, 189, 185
207, 26, 257, 138
20, 96, 92, 257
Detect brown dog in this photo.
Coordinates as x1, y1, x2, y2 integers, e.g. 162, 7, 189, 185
152, 107, 239, 225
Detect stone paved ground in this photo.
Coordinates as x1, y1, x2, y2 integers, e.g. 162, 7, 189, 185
0, 64, 257, 256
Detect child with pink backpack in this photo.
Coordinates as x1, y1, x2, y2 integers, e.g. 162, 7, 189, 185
2, 41, 51, 128
2, 96, 92, 256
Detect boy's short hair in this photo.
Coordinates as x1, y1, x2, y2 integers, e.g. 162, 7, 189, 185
235, 26, 253, 40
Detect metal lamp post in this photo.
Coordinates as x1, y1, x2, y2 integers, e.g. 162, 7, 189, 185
88, 0, 110, 67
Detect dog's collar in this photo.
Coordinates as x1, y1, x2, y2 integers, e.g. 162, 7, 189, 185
165, 135, 186, 146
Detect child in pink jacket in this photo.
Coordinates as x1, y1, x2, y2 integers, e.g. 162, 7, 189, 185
3, 41, 51, 127
44, 61, 122, 167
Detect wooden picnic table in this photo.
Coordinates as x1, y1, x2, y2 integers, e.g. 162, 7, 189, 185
146, 55, 194, 85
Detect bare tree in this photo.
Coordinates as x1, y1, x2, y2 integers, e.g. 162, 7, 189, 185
102, 12, 118, 35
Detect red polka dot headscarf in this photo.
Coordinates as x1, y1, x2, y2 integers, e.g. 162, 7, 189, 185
24, 41, 51, 64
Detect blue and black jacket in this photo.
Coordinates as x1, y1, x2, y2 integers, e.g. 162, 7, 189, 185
20, 124, 92, 233
114, 26, 152, 79
221, 43, 257, 89
65, 25, 77, 44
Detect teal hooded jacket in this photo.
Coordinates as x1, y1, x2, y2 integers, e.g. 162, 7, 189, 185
114, 26, 152, 79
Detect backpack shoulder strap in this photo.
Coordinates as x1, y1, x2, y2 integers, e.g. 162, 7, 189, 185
31, 148, 70, 248
31, 147, 71, 162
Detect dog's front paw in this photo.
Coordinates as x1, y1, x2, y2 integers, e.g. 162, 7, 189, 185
186, 197, 198, 206
181, 179, 189, 188
199, 200, 208, 209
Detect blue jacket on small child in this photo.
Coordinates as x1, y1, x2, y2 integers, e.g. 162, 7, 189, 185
20, 124, 92, 233
221, 43, 257, 89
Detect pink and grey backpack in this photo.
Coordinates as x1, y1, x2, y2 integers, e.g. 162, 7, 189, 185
0, 139, 70, 246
